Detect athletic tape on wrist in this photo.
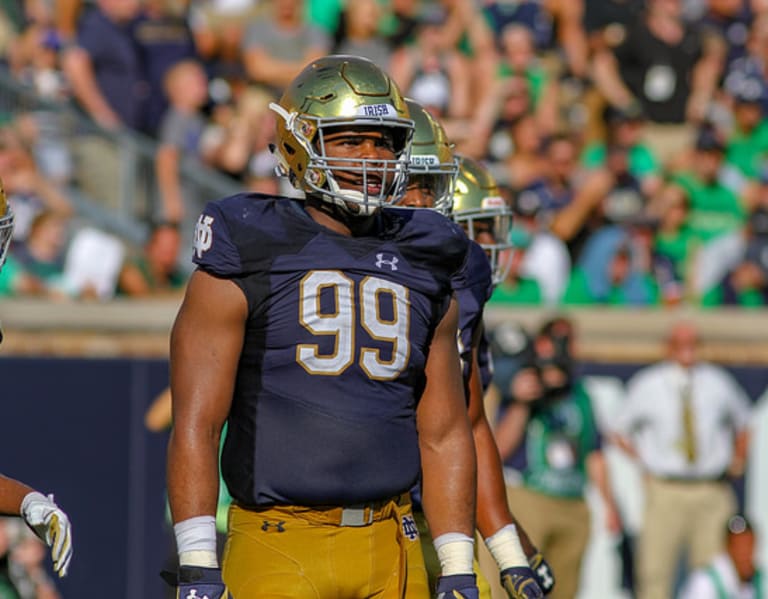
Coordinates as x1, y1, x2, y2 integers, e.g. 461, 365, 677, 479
174, 516, 218, 566
485, 524, 528, 570
433, 532, 475, 575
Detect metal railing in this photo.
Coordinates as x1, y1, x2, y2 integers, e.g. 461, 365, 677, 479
0, 64, 241, 245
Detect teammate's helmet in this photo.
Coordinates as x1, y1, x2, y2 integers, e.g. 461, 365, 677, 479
0, 178, 14, 271
270, 55, 414, 215
404, 98, 458, 215
452, 156, 513, 285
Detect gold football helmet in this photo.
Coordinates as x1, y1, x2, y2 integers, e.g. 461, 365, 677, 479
270, 55, 414, 215
402, 98, 458, 215
453, 156, 513, 285
0, 178, 14, 271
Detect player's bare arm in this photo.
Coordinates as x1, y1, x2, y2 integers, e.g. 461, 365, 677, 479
417, 296, 476, 540
167, 270, 246, 528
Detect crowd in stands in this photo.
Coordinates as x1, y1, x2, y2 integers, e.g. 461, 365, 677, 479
0, 0, 768, 307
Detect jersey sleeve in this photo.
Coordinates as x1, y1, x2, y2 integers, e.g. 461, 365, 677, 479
191, 199, 243, 276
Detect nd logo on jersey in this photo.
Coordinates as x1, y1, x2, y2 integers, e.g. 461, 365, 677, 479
194, 214, 214, 259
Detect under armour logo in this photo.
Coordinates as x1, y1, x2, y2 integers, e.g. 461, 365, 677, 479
536, 564, 554, 589
261, 520, 286, 532
401, 515, 419, 541
186, 590, 209, 599
194, 214, 214, 259
375, 253, 399, 271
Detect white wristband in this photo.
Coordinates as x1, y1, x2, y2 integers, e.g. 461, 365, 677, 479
174, 516, 218, 567
433, 532, 475, 576
485, 524, 528, 570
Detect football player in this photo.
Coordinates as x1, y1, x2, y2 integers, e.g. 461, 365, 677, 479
0, 180, 74, 579
165, 55, 480, 599
399, 101, 554, 599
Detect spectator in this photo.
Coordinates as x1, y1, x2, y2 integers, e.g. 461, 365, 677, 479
702, 180, 768, 306
700, 0, 754, 68
188, 0, 261, 78
389, 5, 472, 126
516, 133, 581, 230
722, 75, 768, 182
61, 0, 144, 131
508, 186, 572, 305
612, 320, 752, 599
678, 514, 763, 599
133, 0, 199, 136
203, 86, 279, 193
116, 222, 186, 297
592, 0, 726, 168
0, 210, 71, 299
501, 113, 547, 191
561, 225, 661, 305
0, 125, 73, 241
332, 0, 391, 72
650, 182, 698, 305
483, 0, 589, 81
155, 60, 209, 229
486, 233, 543, 305
433, 0, 499, 103
493, 316, 622, 599
723, 13, 768, 118
496, 24, 560, 135
241, 0, 330, 98
673, 125, 747, 243
581, 103, 663, 197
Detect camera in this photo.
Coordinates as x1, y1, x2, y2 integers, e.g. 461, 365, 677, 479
491, 318, 575, 403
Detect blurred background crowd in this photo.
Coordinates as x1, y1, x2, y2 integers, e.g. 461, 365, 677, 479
1, 0, 768, 306
1, 1, 768, 598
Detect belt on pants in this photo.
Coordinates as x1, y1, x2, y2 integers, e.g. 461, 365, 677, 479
241, 494, 409, 527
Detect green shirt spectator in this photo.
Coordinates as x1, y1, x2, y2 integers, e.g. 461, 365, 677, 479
561, 226, 660, 306
521, 381, 600, 499
489, 276, 542, 305
725, 120, 768, 180
581, 143, 660, 180
674, 173, 746, 242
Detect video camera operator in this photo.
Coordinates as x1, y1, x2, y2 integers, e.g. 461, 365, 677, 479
490, 316, 621, 599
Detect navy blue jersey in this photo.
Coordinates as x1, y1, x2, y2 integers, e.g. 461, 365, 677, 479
192, 194, 470, 507
477, 327, 494, 393
452, 241, 493, 386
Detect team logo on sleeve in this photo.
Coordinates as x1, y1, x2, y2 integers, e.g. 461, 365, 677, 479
375, 253, 399, 271
194, 214, 214, 259
401, 514, 419, 541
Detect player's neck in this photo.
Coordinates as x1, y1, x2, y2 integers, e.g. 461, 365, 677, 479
304, 199, 379, 237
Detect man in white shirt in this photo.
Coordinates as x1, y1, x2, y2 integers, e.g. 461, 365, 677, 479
612, 320, 752, 599
679, 514, 763, 599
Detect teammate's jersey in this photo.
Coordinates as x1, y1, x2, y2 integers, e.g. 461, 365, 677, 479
452, 241, 493, 386
476, 327, 494, 393
192, 194, 470, 508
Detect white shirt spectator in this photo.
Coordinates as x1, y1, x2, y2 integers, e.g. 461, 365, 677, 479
613, 361, 751, 479
679, 553, 759, 599
521, 231, 571, 305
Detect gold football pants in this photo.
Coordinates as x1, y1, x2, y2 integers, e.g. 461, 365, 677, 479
222, 496, 430, 598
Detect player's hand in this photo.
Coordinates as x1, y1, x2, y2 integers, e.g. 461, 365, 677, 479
436, 573, 479, 598
528, 552, 556, 595
162, 565, 232, 599
500, 566, 544, 598
20, 492, 73, 577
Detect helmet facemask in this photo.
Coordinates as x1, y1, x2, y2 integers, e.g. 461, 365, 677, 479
453, 201, 513, 285
271, 102, 414, 216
